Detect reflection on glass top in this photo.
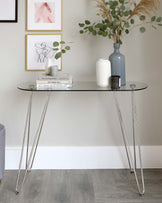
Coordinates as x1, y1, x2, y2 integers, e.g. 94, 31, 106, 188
17, 81, 148, 92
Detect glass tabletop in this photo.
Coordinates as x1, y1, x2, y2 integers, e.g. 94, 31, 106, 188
17, 81, 148, 92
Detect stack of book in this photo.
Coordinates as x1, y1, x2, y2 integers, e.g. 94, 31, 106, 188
36, 73, 73, 90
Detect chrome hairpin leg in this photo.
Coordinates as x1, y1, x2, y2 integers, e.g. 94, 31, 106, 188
114, 92, 133, 173
26, 93, 32, 170
130, 85, 145, 195
15, 92, 51, 194
114, 88, 145, 196
131, 85, 137, 170
15, 92, 33, 194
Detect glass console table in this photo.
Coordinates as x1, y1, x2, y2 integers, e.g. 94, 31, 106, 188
16, 81, 147, 196
18, 81, 147, 92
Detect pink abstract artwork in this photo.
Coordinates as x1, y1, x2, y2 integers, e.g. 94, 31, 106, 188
35, 2, 55, 23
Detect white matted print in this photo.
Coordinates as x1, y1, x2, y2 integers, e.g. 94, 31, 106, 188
0, 0, 17, 22
27, 0, 62, 31
26, 34, 62, 71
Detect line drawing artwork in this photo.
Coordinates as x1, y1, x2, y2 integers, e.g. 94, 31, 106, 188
35, 42, 53, 63
34, 2, 55, 23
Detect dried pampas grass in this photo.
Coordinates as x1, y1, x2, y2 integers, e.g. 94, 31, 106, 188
95, 0, 112, 22
95, 0, 161, 24
128, 0, 160, 19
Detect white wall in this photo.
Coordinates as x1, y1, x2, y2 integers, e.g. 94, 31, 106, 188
0, 0, 162, 148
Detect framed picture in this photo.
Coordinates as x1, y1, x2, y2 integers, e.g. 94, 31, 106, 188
26, 34, 62, 71
27, 0, 62, 31
0, 0, 18, 22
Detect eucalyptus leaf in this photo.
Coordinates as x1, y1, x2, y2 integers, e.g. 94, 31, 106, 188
113, 1, 118, 6
130, 19, 134, 24
98, 30, 103, 35
62, 49, 66, 53
140, 27, 146, 33
105, 19, 109, 23
79, 23, 84, 27
125, 29, 129, 34
156, 17, 162, 22
60, 41, 65, 44
102, 31, 108, 37
140, 15, 146, 21
151, 16, 156, 22
88, 26, 93, 32
120, 5, 125, 10
119, 0, 124, 3
125, 22, 130, 28
53, 42, 59, 47
65, 46, 70, 50
55, 52, 61, 60
124, 11, 130, 16
85, 20, 91, 25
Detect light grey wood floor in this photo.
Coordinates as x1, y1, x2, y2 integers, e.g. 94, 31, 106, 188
0, 169, 162, 203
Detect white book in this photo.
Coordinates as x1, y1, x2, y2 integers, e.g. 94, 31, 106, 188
37, 73, 73, 84
38, 73, 72, 80
36, 83, 72, 90
36, 80, 72, 84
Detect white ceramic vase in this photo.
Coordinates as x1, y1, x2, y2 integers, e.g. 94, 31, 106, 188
96, 59, 111, 87
45, 56, 55, 75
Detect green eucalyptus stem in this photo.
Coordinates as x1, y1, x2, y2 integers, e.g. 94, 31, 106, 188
79, 0, 162, 44
121, 21, 158, 40
53, 41, 71, 60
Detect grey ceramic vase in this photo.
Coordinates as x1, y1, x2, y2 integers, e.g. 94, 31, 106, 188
109, 43, 126, 86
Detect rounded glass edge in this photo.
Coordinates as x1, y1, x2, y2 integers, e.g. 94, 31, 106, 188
17, 81, 148, 92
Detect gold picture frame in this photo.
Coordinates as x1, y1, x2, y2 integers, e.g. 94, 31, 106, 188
26, 0, 62, 31
26, 34, 62, 71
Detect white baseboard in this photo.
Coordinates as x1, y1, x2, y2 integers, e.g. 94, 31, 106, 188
5, 146, 162, 170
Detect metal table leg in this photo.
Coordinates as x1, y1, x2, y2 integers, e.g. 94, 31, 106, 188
114, 92, 133, 173
15, 92, 51, 194
114, 86, 145, 196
